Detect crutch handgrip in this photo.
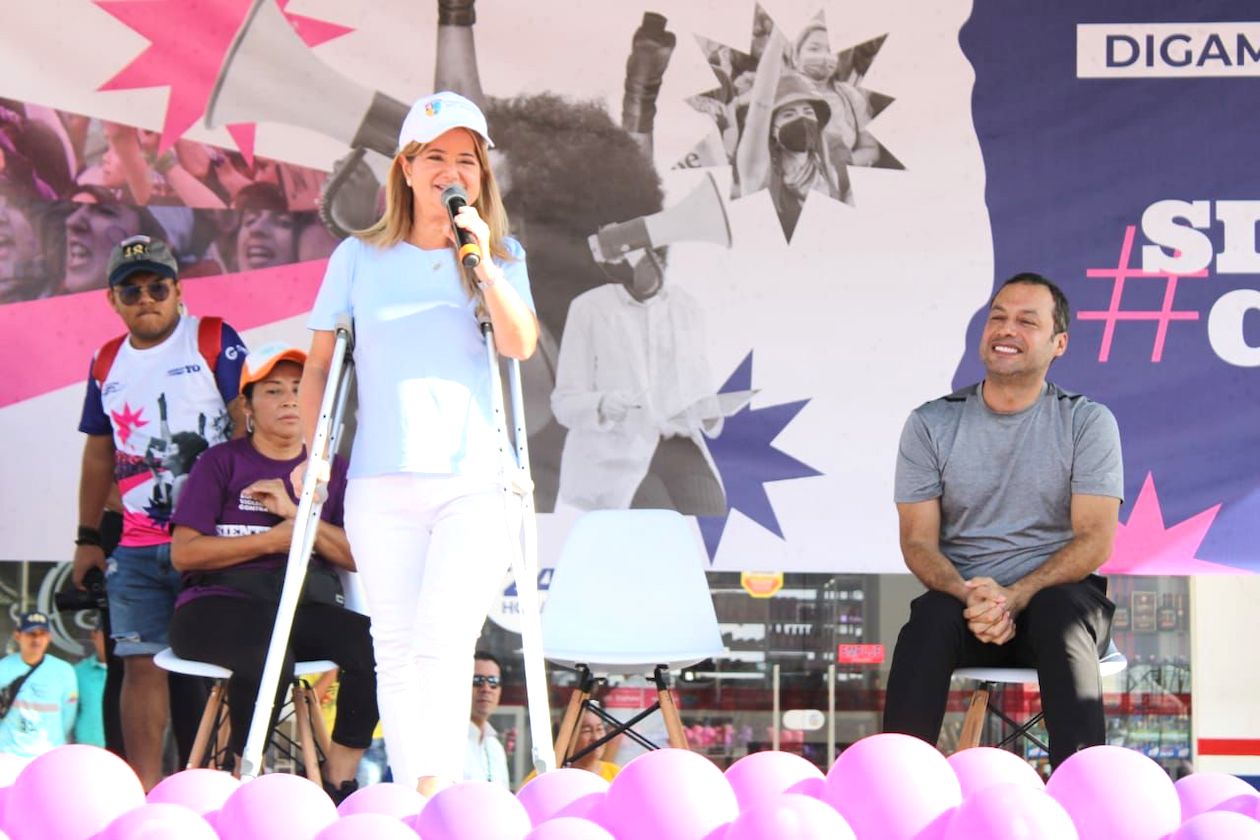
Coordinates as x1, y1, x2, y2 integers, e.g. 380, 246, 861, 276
334, 315, 355, 351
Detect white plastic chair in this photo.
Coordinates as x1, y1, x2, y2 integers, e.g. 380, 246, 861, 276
156, 569, 368, 779
953, 640, 1128, 753
541, 509, 725, 765
155, 648, 335, 781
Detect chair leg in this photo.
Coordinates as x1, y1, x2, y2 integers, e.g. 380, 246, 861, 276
555, 666, 594, 765
957, 683, 991, 751
188, 681, 225, 769
213, 704, 232, 772
306, 687, 332, 756
292, 682, 322, 784
653, 666, 689, 750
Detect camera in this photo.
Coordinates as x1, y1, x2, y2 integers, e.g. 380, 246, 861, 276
54, 567, 108, 612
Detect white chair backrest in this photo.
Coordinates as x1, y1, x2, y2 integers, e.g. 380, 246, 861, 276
1098, 638, 1127, 678
541, 509, 725, 673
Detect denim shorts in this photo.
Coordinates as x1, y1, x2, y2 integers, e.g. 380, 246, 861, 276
105, 543, 182, 656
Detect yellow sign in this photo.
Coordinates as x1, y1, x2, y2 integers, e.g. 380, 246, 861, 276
741, 572, 784, 599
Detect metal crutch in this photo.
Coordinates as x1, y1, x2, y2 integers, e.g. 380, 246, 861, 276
240, 316, 355, 780
480, 315, 556, 776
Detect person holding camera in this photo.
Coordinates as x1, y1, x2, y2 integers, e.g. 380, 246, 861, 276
168, 342, 377, 802
73, 235, 248, 790
0, 611, 78, 759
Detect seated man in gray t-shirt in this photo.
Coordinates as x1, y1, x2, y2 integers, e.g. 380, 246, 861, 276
883, 273, 1123, 771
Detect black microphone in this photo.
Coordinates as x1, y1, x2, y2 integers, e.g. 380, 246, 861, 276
441, 184, 481, 268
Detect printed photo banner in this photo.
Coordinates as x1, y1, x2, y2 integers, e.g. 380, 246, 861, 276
0, 0, 1255, 575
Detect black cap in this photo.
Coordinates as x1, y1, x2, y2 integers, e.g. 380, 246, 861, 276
107, 234, 179, 287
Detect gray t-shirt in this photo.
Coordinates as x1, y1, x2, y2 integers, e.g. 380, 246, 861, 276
894, 381, 1123, 585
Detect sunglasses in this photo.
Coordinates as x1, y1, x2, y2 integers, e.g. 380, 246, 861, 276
115, 279, 173, 306
472, 675, 500, 688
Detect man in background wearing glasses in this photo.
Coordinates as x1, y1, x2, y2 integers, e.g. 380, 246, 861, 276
465, 651, 510, 788
71, 235, 248, 790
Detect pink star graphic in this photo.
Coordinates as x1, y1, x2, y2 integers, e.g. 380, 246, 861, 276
1100, 472, 1239, 575
96, 0, 353, 160
110, 402, 149, 445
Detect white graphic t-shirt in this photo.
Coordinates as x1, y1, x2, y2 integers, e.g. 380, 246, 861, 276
79, 316, 247, 546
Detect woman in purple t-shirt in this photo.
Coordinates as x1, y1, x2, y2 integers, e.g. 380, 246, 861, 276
168, 342, 377, 802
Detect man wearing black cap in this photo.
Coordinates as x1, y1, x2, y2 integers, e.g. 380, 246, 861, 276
71, 234, 248, 789
0, 611, 78, 759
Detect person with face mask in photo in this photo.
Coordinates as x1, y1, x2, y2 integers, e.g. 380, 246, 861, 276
735, 25, 842, 239
792, 20, 880, 172
552, 245, 725, 516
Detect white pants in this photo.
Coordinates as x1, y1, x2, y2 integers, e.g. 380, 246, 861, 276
345, 473, 513, 786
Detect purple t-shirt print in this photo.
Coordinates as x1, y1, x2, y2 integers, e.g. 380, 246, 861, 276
170, 437, 348, 607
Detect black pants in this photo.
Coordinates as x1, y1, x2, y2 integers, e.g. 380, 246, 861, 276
168, 597, 378, 758
882, 576, 1115, 769
631, 435, 726, 517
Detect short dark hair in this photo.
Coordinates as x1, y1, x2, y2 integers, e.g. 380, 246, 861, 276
474, 650, 502, 670
996, 272, 1070, 335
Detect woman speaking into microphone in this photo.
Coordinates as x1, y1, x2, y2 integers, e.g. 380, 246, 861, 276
297, 91, 537, 795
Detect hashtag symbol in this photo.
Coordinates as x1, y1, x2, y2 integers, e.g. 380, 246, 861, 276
1077, 225, 1207, 362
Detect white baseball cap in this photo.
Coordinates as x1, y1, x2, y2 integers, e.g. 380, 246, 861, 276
397, 91, 494, 151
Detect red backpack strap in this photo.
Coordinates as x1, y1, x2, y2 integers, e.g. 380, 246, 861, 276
91, 335, 127, 388
197, 316, 223, 373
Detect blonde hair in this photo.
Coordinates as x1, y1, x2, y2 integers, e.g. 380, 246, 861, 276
357, 131, 513, 299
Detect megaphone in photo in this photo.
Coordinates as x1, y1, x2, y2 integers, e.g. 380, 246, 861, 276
205, 0, 407, 158
587, 172, 732, 263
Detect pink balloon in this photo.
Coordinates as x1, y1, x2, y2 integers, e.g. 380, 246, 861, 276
203, 809, 220, 834
724, 793, 856, 840
948, 748, 1045, 798
409, 780, 531, 840
1211, 792, 1260, 819
596, 748, 737, 840
724, 751, 827, 812
1175, 772, 1260, 820
516, 768, 609, 825
147, 768, 241, 815
524, 817, 615, 840
1046, 746, 1180, 840
824, 733, 961, 840
314, 812, 419, 839
6, 745, 144, 840
942, 783, 1077, 840
337, 782, 428, 819
1170, 810, 1260, 840
217, 773, 338, 840
97, 803, 218, 840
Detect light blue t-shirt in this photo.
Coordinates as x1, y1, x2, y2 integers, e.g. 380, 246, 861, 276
0, 653, 78, 759
308, 236, 535, 479
72, 657, 107, 747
